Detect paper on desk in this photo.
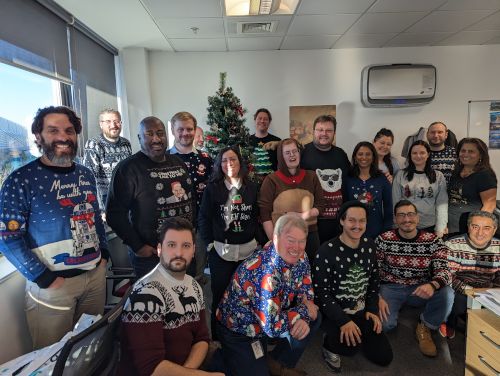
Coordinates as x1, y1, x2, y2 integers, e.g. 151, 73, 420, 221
475, 288, 500, 316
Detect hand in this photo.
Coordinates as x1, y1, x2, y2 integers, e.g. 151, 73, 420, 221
290, 319, 310, 340
443, 227, 448, 235
340, 320, 362, 346
435, 231, 444, 238
365, 312, 382, 334
99, 258, 107, 268
101, 212, 107, 223
136, 244, 157, 258
384, 172, 393, 184
378, 296, 390, 322
301, 208, 319, 221
302, 296, 319, 321
412, 283, 435, 299
48, 276, 65, 289
263, 141, 280, 151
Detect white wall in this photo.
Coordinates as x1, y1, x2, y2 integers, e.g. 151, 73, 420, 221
122, 44, 500, 162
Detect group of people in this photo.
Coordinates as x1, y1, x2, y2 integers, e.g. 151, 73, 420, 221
0, 105, 498, 376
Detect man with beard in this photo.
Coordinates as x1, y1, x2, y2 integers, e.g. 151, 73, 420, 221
83, 109, 132, 215
301, 115, 350, 243
0, 106, 108, 349
119, 217, 223, 376
106, 116, 195, 279
375, 200, 453, 357
426, 121, 457, 186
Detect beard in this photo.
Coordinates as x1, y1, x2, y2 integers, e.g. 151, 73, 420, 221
40, 136, 77, 166
161, 256, 189, 273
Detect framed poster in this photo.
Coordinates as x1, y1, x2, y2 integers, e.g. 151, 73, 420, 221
289, 105, 336, 146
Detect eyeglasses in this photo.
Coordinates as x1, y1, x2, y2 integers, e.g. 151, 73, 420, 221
284, 149, 299, 157
395, 212, 417, 219
314, 128, 334, 134
100, 120, 122, 125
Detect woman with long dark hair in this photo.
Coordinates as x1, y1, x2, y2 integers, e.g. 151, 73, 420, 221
373, 128, 400, 184
345, 142, 393, 238
198, 145, 259, 337
448, 138, 497, 234
393, 140, 448, 237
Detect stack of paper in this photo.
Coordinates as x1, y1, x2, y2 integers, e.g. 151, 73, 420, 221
474, 288, 500, 316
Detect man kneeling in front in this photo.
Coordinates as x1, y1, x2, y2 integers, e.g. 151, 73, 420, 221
216, 214, 321, 376
119, 217, 223, 376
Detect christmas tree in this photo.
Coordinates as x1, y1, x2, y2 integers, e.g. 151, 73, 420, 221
337, 263, 368, 313
204, 72, 254, 170
253, 143, 273, 176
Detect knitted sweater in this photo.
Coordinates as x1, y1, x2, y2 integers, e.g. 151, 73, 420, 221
313, 236, 379, 327
0, 159, 108, 288
429, 145, 457, 186
216, 244, 314, 338
120, 265, 209, 376
375, 229, 451, 288
392, 170, 448, 232
445, 235, 500, 293
83, 135, 132, 210
106, 152, 195, 253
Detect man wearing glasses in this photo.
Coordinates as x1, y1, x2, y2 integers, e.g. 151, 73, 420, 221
375, 200, 453, 357
83, 109, 132, 215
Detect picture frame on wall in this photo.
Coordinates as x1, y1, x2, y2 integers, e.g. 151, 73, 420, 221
289, 105, 336, 146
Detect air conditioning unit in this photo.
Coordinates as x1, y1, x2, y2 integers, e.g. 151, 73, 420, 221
361, 64, 436, 108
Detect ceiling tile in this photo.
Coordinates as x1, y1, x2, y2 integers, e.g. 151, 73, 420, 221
157, 18, 225, 37
225, 15, 292, 36
288, 14, 360, 35
385, 32, 452, 46
407, 10, 492, 32
434, 30, 500, 44
281, 35, 340, 49
297, 0, 376, 14
370, 0, 446, 12
142, 0, 222, 18
349, 12, 426, 33
467, 10, 500, 30
228, 37, 283, 51
333, 33, 397, 48
170, 38, 227, 51
438, 0, 500, 11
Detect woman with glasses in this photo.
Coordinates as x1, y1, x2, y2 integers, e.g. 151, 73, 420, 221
198, 146, 259, 338
345, 142, 393, 238
448, 138, 497, 235
258, 138, 324, 261
373, 128, 400, 184
392, 140, 448, 238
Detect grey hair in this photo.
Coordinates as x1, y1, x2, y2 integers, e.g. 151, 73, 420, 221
274, 214, 308, 238
468, 210, 498, 228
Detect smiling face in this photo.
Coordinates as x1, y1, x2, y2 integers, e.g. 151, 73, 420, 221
99, 112, 122, 142
172, 118, 195, 149
355, 146, 373, 169
427, 123, 447, 148
157, 229, 194, 273
221, 149, 241, 179
340, 207, 367, 242
410, 144, 429, 170
373, 135, 393, 158
313, 121, 335, 150
282, 142, 300, 171
139, 119, 167, 162
255, 111, 271, 134
274, 225, 307, 265
35, 113, 78, 167
468, 215, 497, 248
459, 142, 481, 168
394, 204, 419, 236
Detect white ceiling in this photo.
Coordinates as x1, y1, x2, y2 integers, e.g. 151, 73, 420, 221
54, 0, 500, 52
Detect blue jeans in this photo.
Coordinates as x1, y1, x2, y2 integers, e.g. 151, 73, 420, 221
379, 283, 454, 331
217, 315, 322, 376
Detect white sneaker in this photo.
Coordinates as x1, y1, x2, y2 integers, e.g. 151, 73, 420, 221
322, 347, 341, 373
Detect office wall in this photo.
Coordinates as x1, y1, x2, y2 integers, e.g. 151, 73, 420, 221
120, 44, 500, 161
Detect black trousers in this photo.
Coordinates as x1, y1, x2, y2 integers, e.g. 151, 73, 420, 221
323, 312, 393, 367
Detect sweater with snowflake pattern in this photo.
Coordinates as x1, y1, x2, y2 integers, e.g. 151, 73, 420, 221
216, 243, 314, 338
375, 229, 451, 288
313, 236, 379, 327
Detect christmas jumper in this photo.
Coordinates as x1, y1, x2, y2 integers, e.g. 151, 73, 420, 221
392, 170, 448, 232
120, 264, 209, 376
216, 244, 314, 338
429, 145, 457, 186
82, 135, 132, 210
313, 236, 380, 327
106, 151, 195, 253
300, 142, 351, 219
445, 234, 500, 293
0, 159, 108, 288
448, 169, 497, 233
198, 179, 259, 247
167, 146, 213, 210
345, 175, 393, 238
249, 133, 281, 176
375, 229, 451, 288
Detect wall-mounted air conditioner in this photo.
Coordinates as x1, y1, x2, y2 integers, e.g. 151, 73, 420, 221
361, 64, 436, 108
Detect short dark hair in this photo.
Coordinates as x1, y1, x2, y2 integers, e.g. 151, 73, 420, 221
338, 201, 368, 221
158, 217, 194, 244
428, 121, 447, 131
313, 115, 337, 132
31, 106, 82, 136
394, 199, 418, 216
140, 116, 165, 130
254, 108, 272, 122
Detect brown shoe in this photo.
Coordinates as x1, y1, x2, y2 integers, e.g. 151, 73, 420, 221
416, 322, 437, 357
267, 356, 307, 376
